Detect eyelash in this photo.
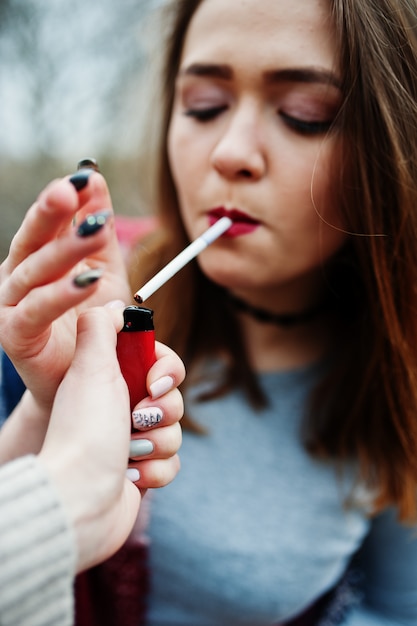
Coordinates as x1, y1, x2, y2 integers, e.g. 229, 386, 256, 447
280, 112, 333, 135
184, 105, 228, 122
183, 106, 333, 135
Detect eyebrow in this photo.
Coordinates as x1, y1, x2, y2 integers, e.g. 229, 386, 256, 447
180, 63, 233, 80
265, 68, 341, 90
180, 63, 341, 90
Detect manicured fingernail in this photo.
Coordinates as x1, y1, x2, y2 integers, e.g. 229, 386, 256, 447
126, 468, 140, 482
149, 375, 174, 399
132, 407, 163, 429
129, 439, 154, 458
77, 157, 100, 172
69, 169, 94, 191
73, 268, 103, 288
76, 210, 112, 237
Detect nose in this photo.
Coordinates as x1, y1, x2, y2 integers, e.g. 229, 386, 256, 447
210, 102, 266, 181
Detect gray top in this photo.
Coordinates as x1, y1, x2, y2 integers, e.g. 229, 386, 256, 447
146, 362, 417, 625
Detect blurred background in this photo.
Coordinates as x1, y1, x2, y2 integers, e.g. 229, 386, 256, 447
0, 0, 164, 260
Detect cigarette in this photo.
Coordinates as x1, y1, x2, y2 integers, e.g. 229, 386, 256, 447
134, 216, 232, 303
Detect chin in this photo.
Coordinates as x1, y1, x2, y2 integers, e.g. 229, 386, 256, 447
197, 260, 255, 292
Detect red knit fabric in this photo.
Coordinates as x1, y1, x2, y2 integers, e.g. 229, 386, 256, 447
74, 541, 149, 626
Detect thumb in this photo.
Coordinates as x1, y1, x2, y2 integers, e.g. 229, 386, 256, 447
51, 306, 130, 447
70, 307, 120, 379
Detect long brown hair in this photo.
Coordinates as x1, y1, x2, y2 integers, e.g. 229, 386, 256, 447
130, 0, 417, 521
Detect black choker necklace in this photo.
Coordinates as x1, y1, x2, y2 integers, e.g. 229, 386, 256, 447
228, 294, 324, 327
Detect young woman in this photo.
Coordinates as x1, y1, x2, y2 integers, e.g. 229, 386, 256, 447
126, 0, 417, 623
2, 0, 417, 624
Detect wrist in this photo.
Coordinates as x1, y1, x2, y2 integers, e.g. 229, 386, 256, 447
0, 390, 53, 463
21, 388, 54, 422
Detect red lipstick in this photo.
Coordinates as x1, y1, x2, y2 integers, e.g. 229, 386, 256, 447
208, 207, 259, 237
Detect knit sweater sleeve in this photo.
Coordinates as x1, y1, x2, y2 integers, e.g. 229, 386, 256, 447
0, 454, 77, 626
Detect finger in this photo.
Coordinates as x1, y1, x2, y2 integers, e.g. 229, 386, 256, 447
131, 388, 184, 431
3, 171, 112, 275
1, 213, 113, 308
129, 422, 182, 460
71, 307, 122, 374
69, 169, 114, 225
69, 171, 127, 277
127, 454, 181, 489
1, 272, 104, 359
42, 306, 130, 464
45, 306, 130, 442
4, 177, 81, 273
146, 341, 186, 398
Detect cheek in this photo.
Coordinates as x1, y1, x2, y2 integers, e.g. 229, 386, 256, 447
309, 148, 347, 256
308, 139, 345, 227
280, 140, 347, 263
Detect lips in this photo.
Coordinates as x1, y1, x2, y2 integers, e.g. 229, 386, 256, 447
208, 207, 260, 237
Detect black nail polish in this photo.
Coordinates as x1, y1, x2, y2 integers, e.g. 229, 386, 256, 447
69, 169, 94, 191
77, 157, 100, 172
76, 210, 111, 237
73, 268, 103, 288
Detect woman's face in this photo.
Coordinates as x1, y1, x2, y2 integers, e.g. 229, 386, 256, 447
168, 0, 346, 307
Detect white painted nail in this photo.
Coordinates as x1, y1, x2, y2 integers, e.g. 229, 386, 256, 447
132, 407, 163, 430
126, 468, 140, 482
149, 375, 174, 399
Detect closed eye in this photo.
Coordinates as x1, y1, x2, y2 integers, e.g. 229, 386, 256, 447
184, 105, 228, 122
280, 112, 333, 135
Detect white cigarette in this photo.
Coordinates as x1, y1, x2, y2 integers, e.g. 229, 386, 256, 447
134, 216, 233, 303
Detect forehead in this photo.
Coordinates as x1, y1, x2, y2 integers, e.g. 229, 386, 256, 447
180, 0, 338, 76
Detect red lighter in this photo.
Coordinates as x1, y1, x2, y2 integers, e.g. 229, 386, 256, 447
116, 306, 156, 417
